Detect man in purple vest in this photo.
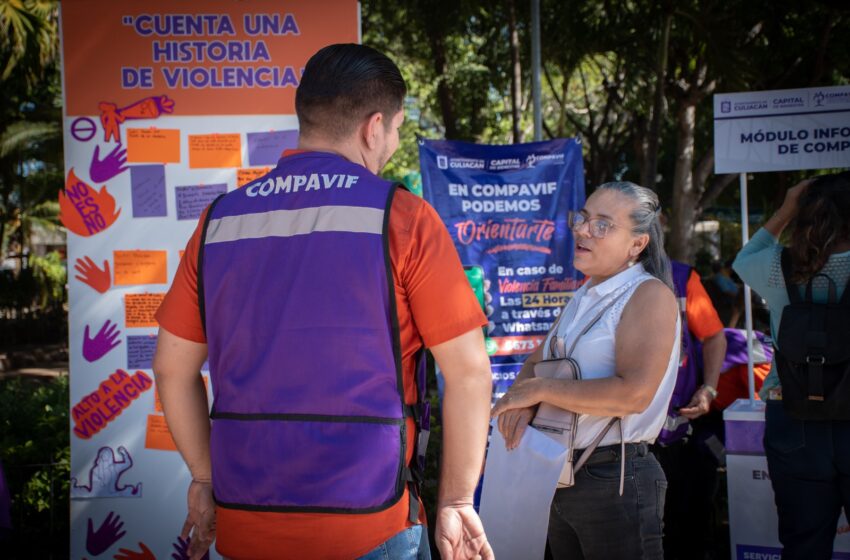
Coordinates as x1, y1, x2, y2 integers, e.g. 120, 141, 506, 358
652, 259, 728, 559
154, 44, 494, 560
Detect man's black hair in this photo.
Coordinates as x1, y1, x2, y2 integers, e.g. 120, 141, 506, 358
296, 44, 406, 139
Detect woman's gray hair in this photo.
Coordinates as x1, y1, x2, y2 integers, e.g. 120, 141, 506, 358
596, 181, 674, 290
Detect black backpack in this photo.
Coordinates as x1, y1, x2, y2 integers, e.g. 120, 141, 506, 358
775, 249, 850, 421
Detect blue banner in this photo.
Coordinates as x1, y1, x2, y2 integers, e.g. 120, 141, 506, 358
419, 138, 585, 396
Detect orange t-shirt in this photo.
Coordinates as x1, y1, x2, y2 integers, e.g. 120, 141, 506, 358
712, 363, 770, 411
684, 270, 724, 341
155, 163, 487, 559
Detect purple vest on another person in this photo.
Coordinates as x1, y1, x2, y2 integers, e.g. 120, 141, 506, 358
657, 261, 702, 445
199, 152, 413, 514
721, 328, 773, 372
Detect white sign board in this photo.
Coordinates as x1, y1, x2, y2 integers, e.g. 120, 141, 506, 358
714, 85, 850, 173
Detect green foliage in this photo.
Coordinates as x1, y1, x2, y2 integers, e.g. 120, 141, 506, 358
0, 375, 70, 557
0, 0, 63, 276
28, 249, 65, 309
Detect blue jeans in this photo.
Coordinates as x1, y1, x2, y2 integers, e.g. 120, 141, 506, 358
547, 444, 666, 559
765, 400, 850, 560
358, 524, 431, 560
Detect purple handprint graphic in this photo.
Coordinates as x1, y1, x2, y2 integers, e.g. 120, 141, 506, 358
172, 536, 209, 560
90, 145, 128, 183
83, 320, 122, 362
86, 511, 126, 556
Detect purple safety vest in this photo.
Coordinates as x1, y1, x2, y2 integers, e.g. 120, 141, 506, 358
198, 152, 425, 515
657, 261, 701, 445
721, 328, 773, 372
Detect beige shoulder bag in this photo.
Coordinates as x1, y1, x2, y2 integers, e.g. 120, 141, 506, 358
532, 287, 631, 495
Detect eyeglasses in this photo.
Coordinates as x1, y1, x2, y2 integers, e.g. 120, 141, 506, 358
568, 211, 620, 239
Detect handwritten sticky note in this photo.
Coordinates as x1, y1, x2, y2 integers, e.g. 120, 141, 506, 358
237, 167, 271, 187
175, 184, 226, 221
127, 335, 157, 369
188, 133, 242, 168
126, 128, 180, 164
145, 415, 177, 451
130, 165, 167, 217
124, 293, 165, 328
246, 130, 298, 166
114, 250, 167, 285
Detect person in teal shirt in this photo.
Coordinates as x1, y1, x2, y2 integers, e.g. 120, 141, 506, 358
733, 171, 850, 560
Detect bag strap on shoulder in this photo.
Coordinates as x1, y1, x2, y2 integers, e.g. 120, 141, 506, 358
562, 278, 642, 358
780, 248, 804, 304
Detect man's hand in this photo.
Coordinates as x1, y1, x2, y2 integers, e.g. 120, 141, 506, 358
181, 480, 216, 560
679, 386, 714, 420
436, 503, 494, 560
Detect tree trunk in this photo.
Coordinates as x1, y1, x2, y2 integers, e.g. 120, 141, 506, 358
507, 0, 523, 144
640, 12, 672, 190
669, 102, 698, 262
426, 31, 458, 139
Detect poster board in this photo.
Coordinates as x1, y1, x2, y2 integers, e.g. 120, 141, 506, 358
419, 138, 585, 399
60, 2, 359, 557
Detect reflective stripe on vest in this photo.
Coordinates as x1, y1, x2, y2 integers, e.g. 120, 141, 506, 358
199, 152, 408, 514
206, 205, 385, 244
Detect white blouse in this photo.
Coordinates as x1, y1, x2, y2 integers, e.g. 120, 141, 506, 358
540, 263, 681, 449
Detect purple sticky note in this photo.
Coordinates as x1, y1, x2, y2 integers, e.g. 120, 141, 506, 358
247, 130, 299, 166
130, 165, 167, 218
127, 335, 157, 369
175, 184, 227, 221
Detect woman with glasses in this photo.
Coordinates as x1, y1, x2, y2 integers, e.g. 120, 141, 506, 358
491, 182, 680, 559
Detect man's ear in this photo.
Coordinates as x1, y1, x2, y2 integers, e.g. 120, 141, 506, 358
362, 111, 383, 150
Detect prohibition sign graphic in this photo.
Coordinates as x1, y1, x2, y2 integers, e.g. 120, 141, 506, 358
71, 117, 97, 142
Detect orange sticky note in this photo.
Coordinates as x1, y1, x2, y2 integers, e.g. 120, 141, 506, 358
126, 128, 180, 163
237, 167, 271, 187
124, 293, 165, 328
188, 133, 242, 169
145, 414, 177, 451
179, 249, 184, 260
113, 250, 167, 285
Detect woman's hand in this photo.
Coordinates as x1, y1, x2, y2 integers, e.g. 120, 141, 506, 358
765, 178, 813, 237
779, 178, 814, 218
491, 378, 545, 449
496, 406, 536, 450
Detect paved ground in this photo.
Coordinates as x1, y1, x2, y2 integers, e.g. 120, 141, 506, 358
0, 344, 68, 380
